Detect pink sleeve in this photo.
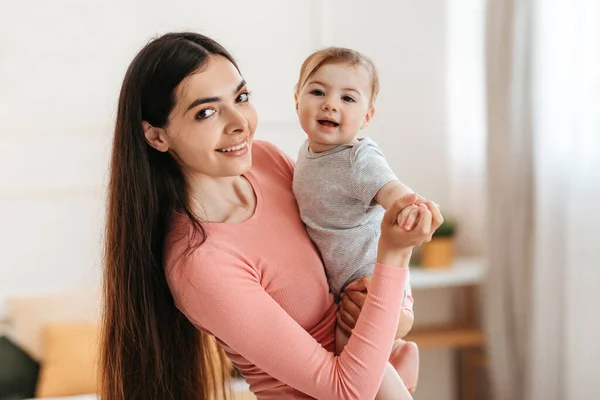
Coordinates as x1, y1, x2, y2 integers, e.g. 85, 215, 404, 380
170, 251, 407, 400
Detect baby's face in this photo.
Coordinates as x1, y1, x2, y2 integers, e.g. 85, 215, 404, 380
295, 62, 374, 152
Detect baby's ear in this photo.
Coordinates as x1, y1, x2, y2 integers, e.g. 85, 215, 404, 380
294, 92, 299, 112
363, 106, 376, 128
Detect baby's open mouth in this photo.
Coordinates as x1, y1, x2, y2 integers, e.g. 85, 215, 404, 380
318, 120, 339, 127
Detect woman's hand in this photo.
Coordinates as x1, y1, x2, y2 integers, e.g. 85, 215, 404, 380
338, 277, 415, 339
337, 277, 370, 336
377, 193, 443, 266
397, 195, 442, 243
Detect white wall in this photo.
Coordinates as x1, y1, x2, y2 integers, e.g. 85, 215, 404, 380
0, 1, 459, 399
0, 0, 314, 313
0, 0, 452, 310
328, 0, 451, 205
321, 3, 457, 400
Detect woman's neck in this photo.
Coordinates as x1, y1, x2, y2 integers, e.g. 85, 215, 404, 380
188, 174, 256, 223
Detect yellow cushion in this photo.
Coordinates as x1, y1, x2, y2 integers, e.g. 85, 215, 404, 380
35, 322, 99, 398
6, 288, 101, 361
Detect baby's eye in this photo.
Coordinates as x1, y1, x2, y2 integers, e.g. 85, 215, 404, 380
196, 108, 216, 120
342, 95, 356, 102
310, 89, 325, 96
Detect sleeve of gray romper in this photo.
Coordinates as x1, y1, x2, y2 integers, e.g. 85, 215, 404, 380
348, 140, 399, 206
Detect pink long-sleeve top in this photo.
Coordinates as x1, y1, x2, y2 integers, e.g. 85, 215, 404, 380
165, 140, 408, 400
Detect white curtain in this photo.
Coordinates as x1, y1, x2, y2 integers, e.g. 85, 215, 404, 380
445, 4, 491, 400
447, 0, 487, 258
485, 0, 600, 399
484, 0, 534, 398
528, 0, 600, 398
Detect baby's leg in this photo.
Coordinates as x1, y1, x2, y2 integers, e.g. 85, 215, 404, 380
389, 339, 419, 394
376, 363, 414, 400
336, 327, 414, 399
374, 340, 419, 399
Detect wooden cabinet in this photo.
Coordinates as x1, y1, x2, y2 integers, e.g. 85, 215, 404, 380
406, 259, 488, 400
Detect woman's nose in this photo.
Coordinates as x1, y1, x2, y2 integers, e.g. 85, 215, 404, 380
224, 107, 247, 134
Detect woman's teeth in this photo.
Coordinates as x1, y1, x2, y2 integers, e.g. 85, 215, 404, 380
217, 141, 247, 152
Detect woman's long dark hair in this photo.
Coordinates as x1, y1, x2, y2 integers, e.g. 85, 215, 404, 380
101, 32, 238, 400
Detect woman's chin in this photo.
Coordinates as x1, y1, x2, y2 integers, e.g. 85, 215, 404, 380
225, 153, 253, 176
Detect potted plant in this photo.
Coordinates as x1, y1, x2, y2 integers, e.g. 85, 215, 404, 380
419, 216, 456, 268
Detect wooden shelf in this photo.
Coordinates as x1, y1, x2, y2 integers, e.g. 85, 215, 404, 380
410, 258, 486, 290
405, 326, 485, 349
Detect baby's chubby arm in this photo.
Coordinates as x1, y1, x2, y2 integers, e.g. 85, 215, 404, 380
375, 181, 415, 211
375, 181, 425, 231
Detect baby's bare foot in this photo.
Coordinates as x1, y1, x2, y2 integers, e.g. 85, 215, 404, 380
389, 340, 419, 393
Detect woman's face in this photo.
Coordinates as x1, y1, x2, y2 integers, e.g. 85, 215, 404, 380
154, 55, 258, 179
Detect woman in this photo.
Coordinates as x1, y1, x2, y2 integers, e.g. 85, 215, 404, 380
101, 32, 442, 400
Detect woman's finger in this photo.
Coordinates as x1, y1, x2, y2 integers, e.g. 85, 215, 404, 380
340, 295, 362, 322
421, 201, 443, 228
426, 201, 444, 230
415, 204, 432, 241
336, 313, 354, 336
345, 289, 367, 310
339, 307, 357, 329
415, 194, 427, 204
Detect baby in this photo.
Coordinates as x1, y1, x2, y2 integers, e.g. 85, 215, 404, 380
293, 47, 437, 396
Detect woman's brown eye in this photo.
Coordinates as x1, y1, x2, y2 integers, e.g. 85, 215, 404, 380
196, 108, 216, 120
237, 92, 250, 102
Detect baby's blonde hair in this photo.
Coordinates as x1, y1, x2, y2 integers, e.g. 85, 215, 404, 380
295, 47, 380, 107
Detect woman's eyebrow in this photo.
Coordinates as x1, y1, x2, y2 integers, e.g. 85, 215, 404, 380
186, 79, 246, 112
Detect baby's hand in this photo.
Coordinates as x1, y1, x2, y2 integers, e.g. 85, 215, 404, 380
380, 193, 443, 253
396, 195, 428, 231
397, 195, 440, 233
397, 204, 420, 231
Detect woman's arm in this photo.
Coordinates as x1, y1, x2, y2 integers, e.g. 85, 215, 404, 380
339, 281, 415, 339
169, 196, 431, 400
170, 252, 407, 400
169, 195, 435, 400
337, 200, 443, 339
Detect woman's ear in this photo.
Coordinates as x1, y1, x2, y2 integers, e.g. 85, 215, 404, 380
142, 121, 169, 152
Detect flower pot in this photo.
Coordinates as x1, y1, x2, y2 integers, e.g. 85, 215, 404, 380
420, 237, 454, 268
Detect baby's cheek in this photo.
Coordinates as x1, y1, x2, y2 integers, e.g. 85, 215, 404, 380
298, 108, 316, 133
345, 112, 362, 126
299, 105, 314, 120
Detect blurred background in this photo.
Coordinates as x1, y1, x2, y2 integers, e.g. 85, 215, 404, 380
0, 0, 598, 399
